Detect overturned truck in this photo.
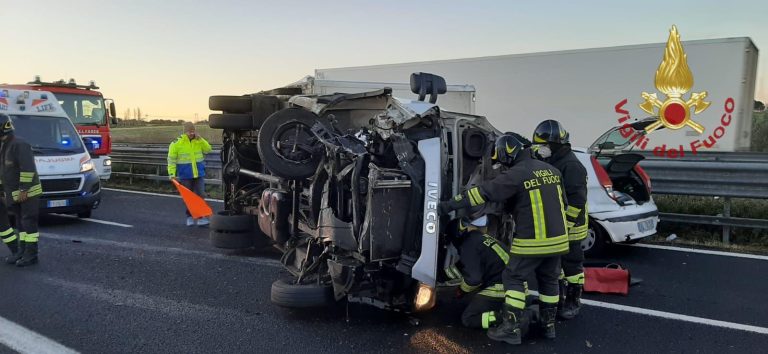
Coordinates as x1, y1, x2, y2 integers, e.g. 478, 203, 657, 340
208, 73, 507, 312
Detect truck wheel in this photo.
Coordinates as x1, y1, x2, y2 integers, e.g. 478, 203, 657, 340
210, 229, 254, 249
582, 219, 610, 257
210, 211, 254, 232
271, 277, 334, 308
257, 108, 324, 179
209, 95, 251, 113
209, 113, 253, 130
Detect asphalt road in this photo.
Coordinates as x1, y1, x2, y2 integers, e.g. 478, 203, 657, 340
0, 189, 766, 353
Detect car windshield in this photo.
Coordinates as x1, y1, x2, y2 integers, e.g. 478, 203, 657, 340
56, 93, 106, 125
9, 115, 85, 155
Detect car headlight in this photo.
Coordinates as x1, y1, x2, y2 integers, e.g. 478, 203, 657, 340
81, 160, 95, 172
104, 159, 112, 166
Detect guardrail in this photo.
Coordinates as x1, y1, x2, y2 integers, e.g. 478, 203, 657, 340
111, 144, 223, 186
639, 156, 768, 244
112, 144, 768, 244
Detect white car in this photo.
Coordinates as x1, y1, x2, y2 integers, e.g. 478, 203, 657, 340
574, 118, 659, 256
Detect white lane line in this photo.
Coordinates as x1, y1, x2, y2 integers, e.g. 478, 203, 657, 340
626, 243, 768, 261
0, 315, 80, 354
42, 232, 282, 268
582, 299, 768, 335
103, 187, 224, 203
51, 214, 133, 228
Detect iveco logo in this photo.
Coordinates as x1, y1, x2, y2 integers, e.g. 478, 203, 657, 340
424, 181, 439, 234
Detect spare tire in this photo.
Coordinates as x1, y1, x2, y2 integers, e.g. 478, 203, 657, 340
209, 113, 253, 130
209, 95, 252, 113
257, 108, 325, 179
271, 277, 334, 308
210, 211, 254, 232
210, 230, 254, 249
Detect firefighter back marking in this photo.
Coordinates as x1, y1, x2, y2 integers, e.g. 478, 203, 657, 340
524, 169, 560, 190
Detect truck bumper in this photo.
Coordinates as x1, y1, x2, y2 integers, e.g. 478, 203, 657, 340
92, 156, 112, 180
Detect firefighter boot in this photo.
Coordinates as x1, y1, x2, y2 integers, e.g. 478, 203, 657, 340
539, 303, 557, 339
5, 240, 22, 265
559, 284, 583, 320
487, 305, 526, 345
16, 242, 38, 267
557, 278, 567, 318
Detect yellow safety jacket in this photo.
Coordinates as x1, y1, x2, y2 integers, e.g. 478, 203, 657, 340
167, 134, 212, 179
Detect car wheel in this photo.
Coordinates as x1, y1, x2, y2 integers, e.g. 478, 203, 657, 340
210, 211, 254, 232
209, 95, 252, 113
77, 210, 92, 218
257, 108, 324, 179
582, 219, 610, 257
210, 229, 254, 249
209, 113, 254, 130
271, 277, 334, 308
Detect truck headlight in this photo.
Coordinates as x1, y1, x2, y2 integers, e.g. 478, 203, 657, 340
104, 159, 112, 166
413, 283, 436, 312
81, 160, 95, 172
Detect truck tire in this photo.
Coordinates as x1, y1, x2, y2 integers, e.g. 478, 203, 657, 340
209, 113, 253, 130
582, 219, 610, 257
209, 95, 251, 113
210, 211, 254, 232
257, 108, 324, 179
210, 229, 254, 249
271, 277, 334, 308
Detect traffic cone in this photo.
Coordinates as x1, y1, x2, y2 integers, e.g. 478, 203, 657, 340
171, 179, 213, 219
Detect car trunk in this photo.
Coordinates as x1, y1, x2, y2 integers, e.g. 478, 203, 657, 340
590, 118, 657, 205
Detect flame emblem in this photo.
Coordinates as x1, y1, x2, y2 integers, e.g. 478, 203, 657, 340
639, 26, 709, 134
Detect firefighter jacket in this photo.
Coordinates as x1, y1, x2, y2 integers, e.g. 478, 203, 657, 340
455, 150, 569, 257
548, 146, 589, 241
167, 135, 212, 180
0, 136, 42, 202
445, 230, 510, 297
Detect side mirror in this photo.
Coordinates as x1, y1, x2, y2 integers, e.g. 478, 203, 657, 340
109, 102, 117, 123
410, 72, 447, 104
599, 141, 616, 150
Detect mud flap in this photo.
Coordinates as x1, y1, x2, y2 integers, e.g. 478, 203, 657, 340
411, 137, 441, 287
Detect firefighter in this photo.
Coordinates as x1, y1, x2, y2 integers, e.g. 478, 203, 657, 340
443, 214, 509, 330
533, 120, 588, 319
0, 113, 42, 267
167, 122, 213, 226
440, 134, 569, 345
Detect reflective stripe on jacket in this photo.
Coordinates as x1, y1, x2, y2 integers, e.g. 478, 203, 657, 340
167, 135, 212, 179
549, 146, 589, 241
0, 136, 42, 200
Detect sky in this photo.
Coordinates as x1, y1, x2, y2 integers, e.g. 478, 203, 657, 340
1, 0, 766, 121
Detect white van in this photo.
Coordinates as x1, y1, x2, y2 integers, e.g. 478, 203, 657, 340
0, 89, 101, 218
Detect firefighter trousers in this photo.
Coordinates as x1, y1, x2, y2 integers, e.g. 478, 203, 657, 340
462, 290, 504, 329
5, 196, 40, 244
0, 198, 15, 246
562, 241, 585, 285
503, 256, 561, 310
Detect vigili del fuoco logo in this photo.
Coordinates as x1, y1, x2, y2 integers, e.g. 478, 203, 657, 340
614, 25, 736, 158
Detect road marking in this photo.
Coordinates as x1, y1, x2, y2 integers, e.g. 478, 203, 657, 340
626, 243, 768, 261
51, 214, 133, 228
0, 315, 80, 354
582, 299, 768, 335
42, 232, 282, 268
103, 187, 224, 203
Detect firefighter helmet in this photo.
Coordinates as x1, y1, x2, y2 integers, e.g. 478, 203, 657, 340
492, 134, 525, 166
533, 119, 570, 145
0, 113, 14, 137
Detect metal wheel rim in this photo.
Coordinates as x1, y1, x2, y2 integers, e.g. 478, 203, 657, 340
581, 228, 596, 251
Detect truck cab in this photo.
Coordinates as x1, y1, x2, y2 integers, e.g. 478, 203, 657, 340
0, 89, 101, 218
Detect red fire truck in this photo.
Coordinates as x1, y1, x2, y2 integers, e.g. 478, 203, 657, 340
2, 77, 116, 179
